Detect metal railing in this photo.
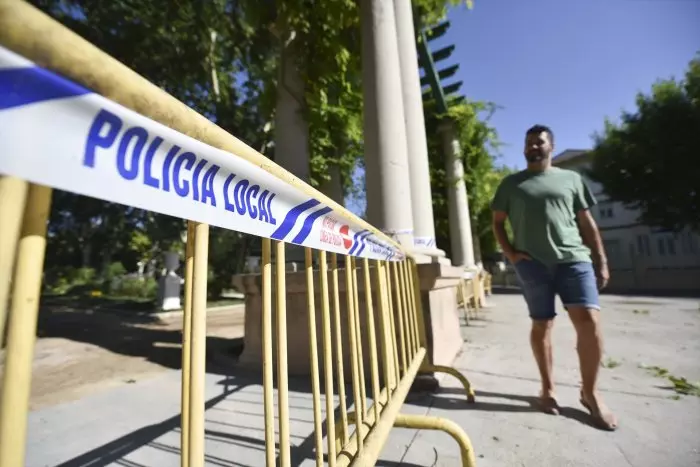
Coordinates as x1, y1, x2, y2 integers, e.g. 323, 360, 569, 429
0, 1, 478, 466
457, 276, 479, 325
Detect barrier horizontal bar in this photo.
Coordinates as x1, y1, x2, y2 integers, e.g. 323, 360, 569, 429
336, 347, 426, 467
394, 414, 476, 467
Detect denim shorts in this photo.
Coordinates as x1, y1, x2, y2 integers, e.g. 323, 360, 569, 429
513, 259, 600, 321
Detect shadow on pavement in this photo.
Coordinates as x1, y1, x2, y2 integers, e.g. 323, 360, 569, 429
54, 386, 243, 467
408, 387, 598, 430
50, 371, 428, 467
35, 306, 243, 375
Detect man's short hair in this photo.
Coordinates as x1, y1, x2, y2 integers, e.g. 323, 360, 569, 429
526, 124, 554, 144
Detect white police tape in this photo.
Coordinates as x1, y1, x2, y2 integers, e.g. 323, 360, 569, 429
0, 46, 404, 262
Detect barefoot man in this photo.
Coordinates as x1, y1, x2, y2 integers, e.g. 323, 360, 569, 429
491, 124, 618, 430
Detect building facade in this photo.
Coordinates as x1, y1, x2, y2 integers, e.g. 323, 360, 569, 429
553, 149, 700, 294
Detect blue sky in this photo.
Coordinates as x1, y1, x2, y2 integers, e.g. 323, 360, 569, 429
443, 0, 700, 170
347, 0, 699, 215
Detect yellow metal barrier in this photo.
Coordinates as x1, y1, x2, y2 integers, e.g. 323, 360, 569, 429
483, 271, 493, 296
0, 1, 478, 466
457, 276, 480, 324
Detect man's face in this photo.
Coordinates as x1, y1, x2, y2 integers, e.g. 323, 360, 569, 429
524, 131, 553, 164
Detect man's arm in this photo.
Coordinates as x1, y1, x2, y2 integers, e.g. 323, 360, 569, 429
492, 211, 515, 257
577, 209, 609, 287
492, 211, 530, 263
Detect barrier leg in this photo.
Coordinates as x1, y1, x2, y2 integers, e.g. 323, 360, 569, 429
0, 183, 52, 467
181, 222, 195, 467
393, 414, 477, 467
459, 280, 471, 326
0, 176, 28, 349
423, 364, 476, 403
188, 222, 209, 467
276, 241, 291, 466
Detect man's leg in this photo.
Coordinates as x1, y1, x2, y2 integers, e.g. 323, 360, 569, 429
530, 318, 556, 407
558, 263, 617, 430
513, 260, 558, 414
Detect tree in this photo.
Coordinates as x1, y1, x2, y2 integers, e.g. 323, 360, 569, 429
32, 0, 266, 285
425, 101, 510, 258
32, 0, 479, 288
588, 54, 700, 233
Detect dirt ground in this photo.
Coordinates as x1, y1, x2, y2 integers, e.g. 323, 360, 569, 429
1, 304, 245, 410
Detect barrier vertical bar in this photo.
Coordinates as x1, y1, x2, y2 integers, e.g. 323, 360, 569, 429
390, 262, 406, 366
345, 255, 363, 453
0, 176, 28, 349
459, 279, 471, 325
349, 257, 367, 418
275, 240, 291, 466
261, 238, 275, 467
471, 275, 480, 314
409, 261, 422, 352
384, 264, 401, 388
0, 183, 52, 467
361, 258, 382, 421
397, 262, 414, 358
305, 248, 324, 467
330, 254, 349, 446
319, 251, 337, 466
409, 261, 427, 351
389, 262, 406, 375
402, 262, 418, 353
188, 222, 209, 467
384, 262, 405, 385
374, 261, 393, 399
181, 221, 195, 467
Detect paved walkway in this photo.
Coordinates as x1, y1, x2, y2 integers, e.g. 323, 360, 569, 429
27, 293, 700, 466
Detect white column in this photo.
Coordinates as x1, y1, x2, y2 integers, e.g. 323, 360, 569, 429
393, 0, 441, 255
440, 121, 475, 267
361, 0, 415, 248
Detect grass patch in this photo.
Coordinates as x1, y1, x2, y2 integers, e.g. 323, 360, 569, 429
601, 357, 621, 369
640, 364, 700, 397
640, 364, 669, 378
668, 376, 700, 397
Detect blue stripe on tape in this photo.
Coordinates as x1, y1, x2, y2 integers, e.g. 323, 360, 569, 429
0, 66, 91, 110
348, 229, 367, 255
356, 231, 373, 256
270, 199, 320, 241
291, 206, 333, 244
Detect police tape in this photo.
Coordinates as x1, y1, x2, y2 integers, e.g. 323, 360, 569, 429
0, 45, 404, 262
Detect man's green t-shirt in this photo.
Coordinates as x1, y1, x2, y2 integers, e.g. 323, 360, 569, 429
491, 167, 597, 266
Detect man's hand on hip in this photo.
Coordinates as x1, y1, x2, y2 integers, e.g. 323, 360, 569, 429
506, 251, 531, 265
595, 261, 609, 290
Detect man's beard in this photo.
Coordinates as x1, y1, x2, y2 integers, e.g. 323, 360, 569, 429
526, 152, 547, 163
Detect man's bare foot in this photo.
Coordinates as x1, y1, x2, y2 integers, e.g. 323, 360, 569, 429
539, 391, 560, 415
580, 391, 618, 431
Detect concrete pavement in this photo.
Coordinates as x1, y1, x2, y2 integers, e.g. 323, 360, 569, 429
26, 293, 700, 466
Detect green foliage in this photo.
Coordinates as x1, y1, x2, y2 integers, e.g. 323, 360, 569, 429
415, 0, 473, 25
207, 228, 253, 298
45, 266, 98, 294
273, 0, 473, 192
588, 53, 700, 233
32, 0, 262, 283
109, 277, 158, 299
32, 0, 480, 292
